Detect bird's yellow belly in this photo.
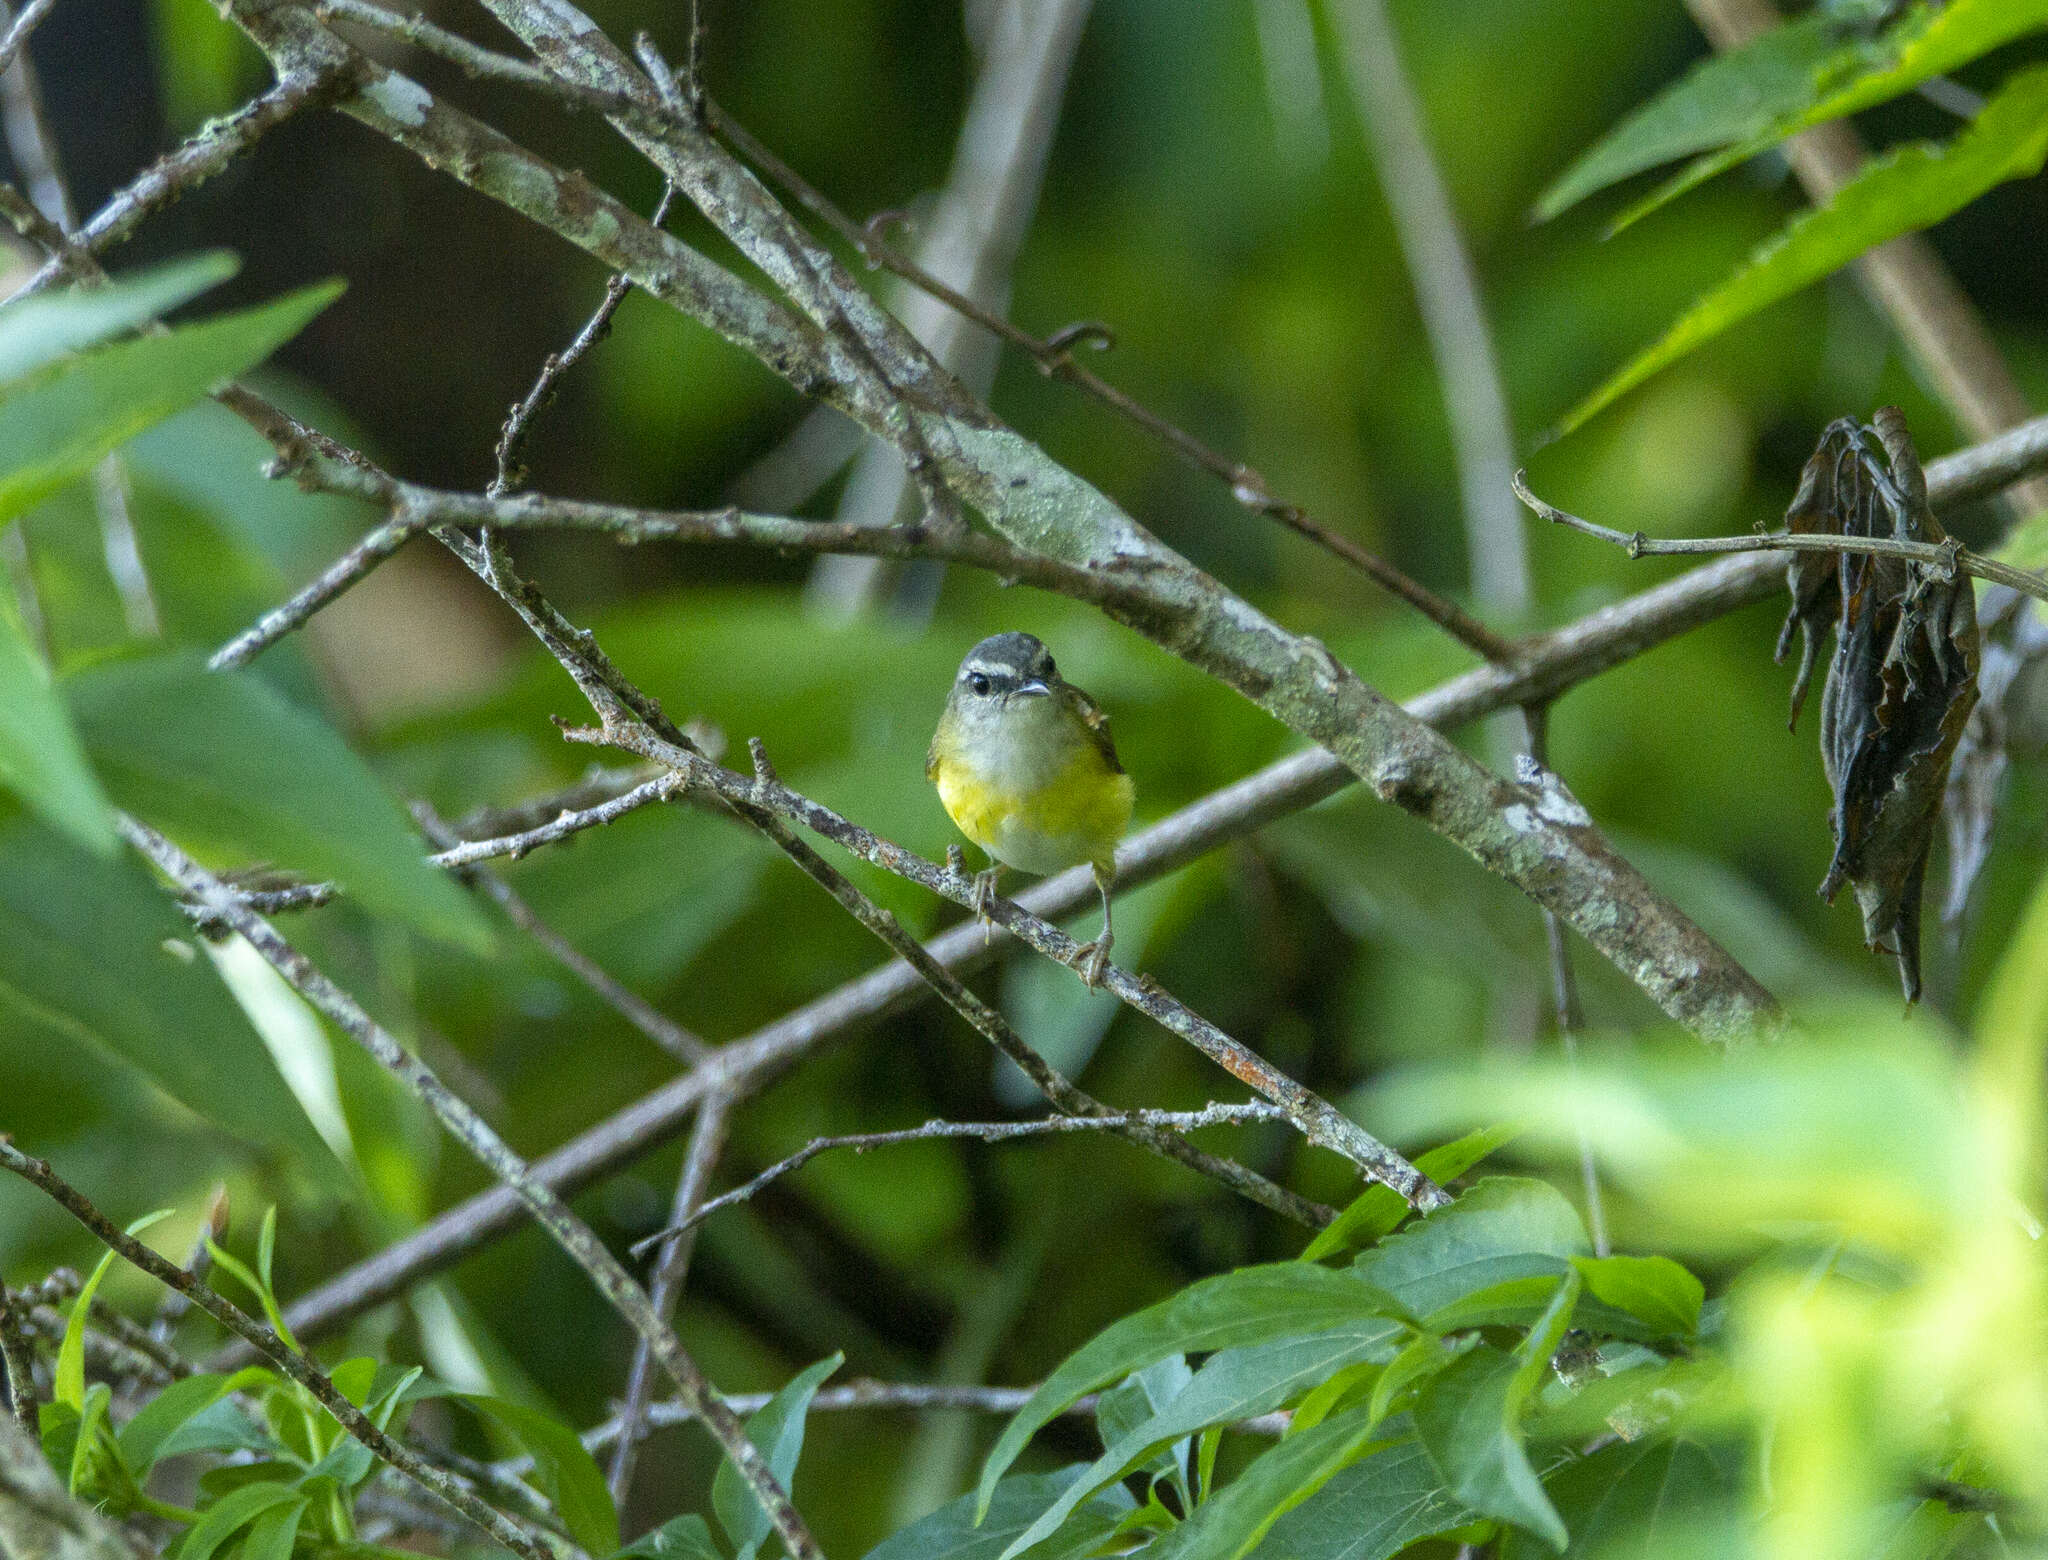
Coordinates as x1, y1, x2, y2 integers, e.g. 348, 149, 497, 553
934, 745, 1133, 876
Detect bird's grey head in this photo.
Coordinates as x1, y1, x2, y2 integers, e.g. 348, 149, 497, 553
953, 632, 1058, 704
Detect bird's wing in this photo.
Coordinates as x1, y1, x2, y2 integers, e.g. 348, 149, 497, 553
1063, 684, 1125, 774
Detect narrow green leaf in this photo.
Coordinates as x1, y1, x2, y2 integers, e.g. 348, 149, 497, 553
0, 281, 342, 525
1354, 1178, 1588, 1322
613, 1514, 726, 1560
1562, 65, 2048, 433
1303, 1126, 1519, 1261
998, 1324, 1405, 1560
118, 1367, 277, 1472
0, 595, 115, 855
66, 651, 491, 949
1370, 1334, 1472, 1430
0, 817, 336, 1171
1614, 0, 2048, 230
1258, 1438, 1481, 1560
1142, 1407, 1388, 1560
861, 1466, 1134, 1560
203, 1239, 297, 1351
0, 254, 239, 383
1413, 1277, 1579, 1553
239, 1496, 307, 1560
177, 1480, 304, 1560
56, 1210, 172, 1410
68, 1382, 114, 1497
1571, 1254, 1704, 1337
466, 1394, 621, 1560
1535, 13, 1850, 220
975, 1265, 1408, 1516
713, 1353, 842, 1560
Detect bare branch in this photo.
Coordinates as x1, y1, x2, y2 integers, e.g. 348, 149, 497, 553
632, 1103, 1293, 1251
0, 1140, 554, 1560
1513, 470, 2048, 602
427, 773, 683, 868
0, 1280, 35, 1433
0, 0, 55, 80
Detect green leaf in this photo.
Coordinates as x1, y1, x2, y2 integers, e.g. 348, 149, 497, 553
0, 281, 341, 526
160, 1400, 280, 1462
68, 1382, 115, 1497
1303, 1126, 1519, 1261
1535, 13, 1850, 220
1412, 1277, 1580, 1552
1354, 1178, 1588, 1325
65, 651, 491, 949
55, 1209, 172, 1410
861, 1466, 1134, 1560
239, 1496, 307, 1560
712, 1353, 841, 1560
1142, 1407, 1388, 1560
0, 596, 115, 854
1617, 0, 2048, 228
1561, 65, 2048, 434
177, 1480, 305, 1560
1257, 1438, 1481, 1560
1370, 1333, 1473, 1429
203, 1239, 297, 1351
975, 1265, 1408, 1516
998, 1324, 1406, 1560
1571, 1254, 1704, 1338
1093, 1354, 1193, 1498
613, 1514, 727, 1560
0, 818, 335, 1170
0, 254, 239, 383
1498, 1437, 1738, 1559
118, 1367, 277, 1472
465, 1394, 620, 1560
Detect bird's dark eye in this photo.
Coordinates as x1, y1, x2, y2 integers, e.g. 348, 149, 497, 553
968, 673, 991, 696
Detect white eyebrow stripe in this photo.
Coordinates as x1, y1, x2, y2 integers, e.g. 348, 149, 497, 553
961, 659, 1013, 678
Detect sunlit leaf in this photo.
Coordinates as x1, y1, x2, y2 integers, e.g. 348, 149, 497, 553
0, 594, 114, 854
65, 651, 491, 949
55, 1209, 172, 1411
1615, 0, 2048, 229
999, 1325, 1405, 1560
1573, 1254, 1705, 1338
1562, 66, 2048, 433
466, 1394, 620, 1560
712, 1353, 842, 1560
177, 1479, 305, 1560
1354, 1178, 1589, 1324
1499, 1437, 1739, 1559
975, 1266, 1408, 1515
0, 254, 239, 384
1303, 1125, 1520, 1262
117, 1367, 276, 1472
0, 281, 340, 525
1535, 13, 1850, 220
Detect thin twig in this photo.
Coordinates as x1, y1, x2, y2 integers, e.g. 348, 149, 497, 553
632, 1103, 1293, 1252
257, 415, 2048, 1350
566, 1382, 1291, 1463
0, 1139, 555, 1560
606, 1091, 731, 1509
1512, 470, 2048, 602
0, 0, 55, 80
427, 774, 683, 868
114, 818, 826, 1560
416, 802, 708, 1063
0, 1280, 36, 1433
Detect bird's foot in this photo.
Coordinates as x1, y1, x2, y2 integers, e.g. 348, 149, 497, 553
1069, 930, 1113, 990
972, 866, 1001, 946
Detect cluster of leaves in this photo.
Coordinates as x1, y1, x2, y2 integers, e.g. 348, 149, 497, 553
1544, 0, 2048, 430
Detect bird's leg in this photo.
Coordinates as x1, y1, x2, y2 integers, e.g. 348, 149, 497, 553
972, 859, 1002, 946
1069, 862, 1116, 989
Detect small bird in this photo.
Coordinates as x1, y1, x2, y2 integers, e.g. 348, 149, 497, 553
927, 632, 1134, 987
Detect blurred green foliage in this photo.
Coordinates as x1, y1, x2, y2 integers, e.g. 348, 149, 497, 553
2, 1, 2048, 1557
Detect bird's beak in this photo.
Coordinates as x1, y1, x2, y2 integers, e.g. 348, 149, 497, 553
1014, 679, 1052, 698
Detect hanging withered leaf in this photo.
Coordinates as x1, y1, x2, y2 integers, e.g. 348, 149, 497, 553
1774, 406, 1979, 1003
